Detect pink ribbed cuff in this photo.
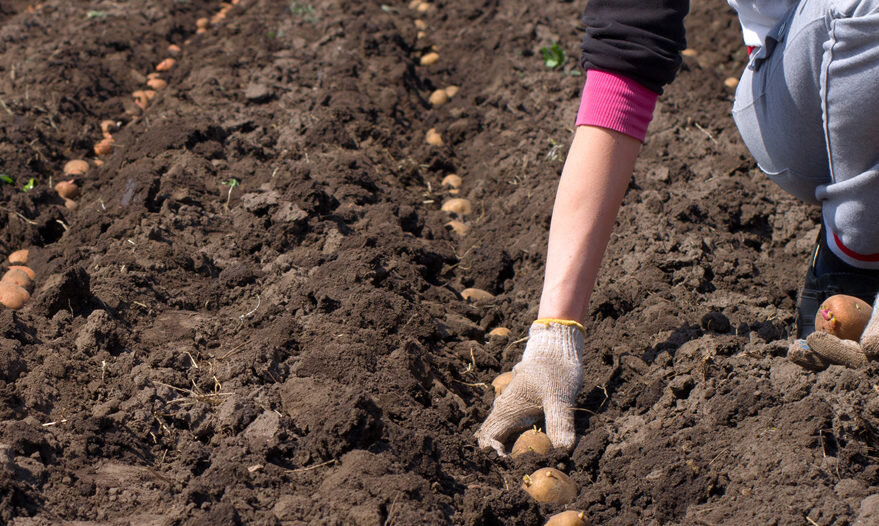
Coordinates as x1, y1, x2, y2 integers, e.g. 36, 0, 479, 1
575, 70, 658, 142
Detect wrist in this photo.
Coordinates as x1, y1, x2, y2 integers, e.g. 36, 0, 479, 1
522, 320, 585, 363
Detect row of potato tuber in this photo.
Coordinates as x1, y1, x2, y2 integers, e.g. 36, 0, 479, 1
489, 373, 589, 524
680, 48, 740, 89
406, 5, 507, 307
408, 5, 584, 522
0, 249, 34, 310
408, 4, 479, 241
56, 1, 241, 206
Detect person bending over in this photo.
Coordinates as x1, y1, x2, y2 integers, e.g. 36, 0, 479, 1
476, 0, 879, 456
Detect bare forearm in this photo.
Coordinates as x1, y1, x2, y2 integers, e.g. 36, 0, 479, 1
537, 125, 642, 323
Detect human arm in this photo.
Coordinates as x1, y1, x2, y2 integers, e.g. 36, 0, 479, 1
538, 125, 642, 323
476, 0, 689, 456
475, 126, 641, 455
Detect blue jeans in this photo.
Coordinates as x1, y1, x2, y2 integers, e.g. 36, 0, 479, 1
732, 0, 879, 268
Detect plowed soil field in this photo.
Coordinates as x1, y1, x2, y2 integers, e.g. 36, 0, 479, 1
2, 1, 878, 524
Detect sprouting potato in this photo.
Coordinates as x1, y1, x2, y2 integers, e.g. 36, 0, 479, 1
491, 371, 513, 396
512, 427, 553, 458
55, 180, 80, 200
545, 510, 590, 526
522, 468, 577, 505
816, 294, 873, 342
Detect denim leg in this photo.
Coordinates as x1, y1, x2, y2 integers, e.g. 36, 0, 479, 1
732, 0, 879, 267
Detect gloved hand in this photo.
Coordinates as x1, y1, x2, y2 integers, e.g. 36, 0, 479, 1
475, 320, 585, 456
788, 296, 879, 370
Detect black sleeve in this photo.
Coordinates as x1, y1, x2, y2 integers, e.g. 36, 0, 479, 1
580, 0, 689, 94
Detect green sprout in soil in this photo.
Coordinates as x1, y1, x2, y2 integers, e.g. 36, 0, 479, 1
0, 174, 12, 185
290, 2, 318, 23
87, 10, 107, 19
221, 178, 239, 209
22, 178, 37, 192
540, 43, 566, 69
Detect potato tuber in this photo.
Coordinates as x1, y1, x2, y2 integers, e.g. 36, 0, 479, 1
429, 89, 449, 106
0, 283, 30, 310
420, 52, 439, 66
63, 160, 89, 176
445, 220, 469, 236
441, 174, 462, 190
441, 198, 471, 215
545, 510, 590, 526
156, 58, 176, 72
815, 294, 873, 342
9, 266, 35, 280
461, 287, 494, 302
55, 180, 80, 200
511, 427, 553, 458
8, 249, 28, 265
100, 120, 118, 138
522, 468, 577, 505
94, 137, 114, 156
425, 128, 444, 146
488, 327, 511, 338
147, 77, 167, 90
2, 268, 32, 292
491, 371, 513, 396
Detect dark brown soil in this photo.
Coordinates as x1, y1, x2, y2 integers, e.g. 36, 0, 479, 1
1, 1, 878, 524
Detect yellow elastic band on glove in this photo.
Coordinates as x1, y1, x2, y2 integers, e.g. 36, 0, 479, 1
533, 318, 586, 336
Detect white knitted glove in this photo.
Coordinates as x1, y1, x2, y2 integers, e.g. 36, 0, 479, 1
475, 320, 585, 456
